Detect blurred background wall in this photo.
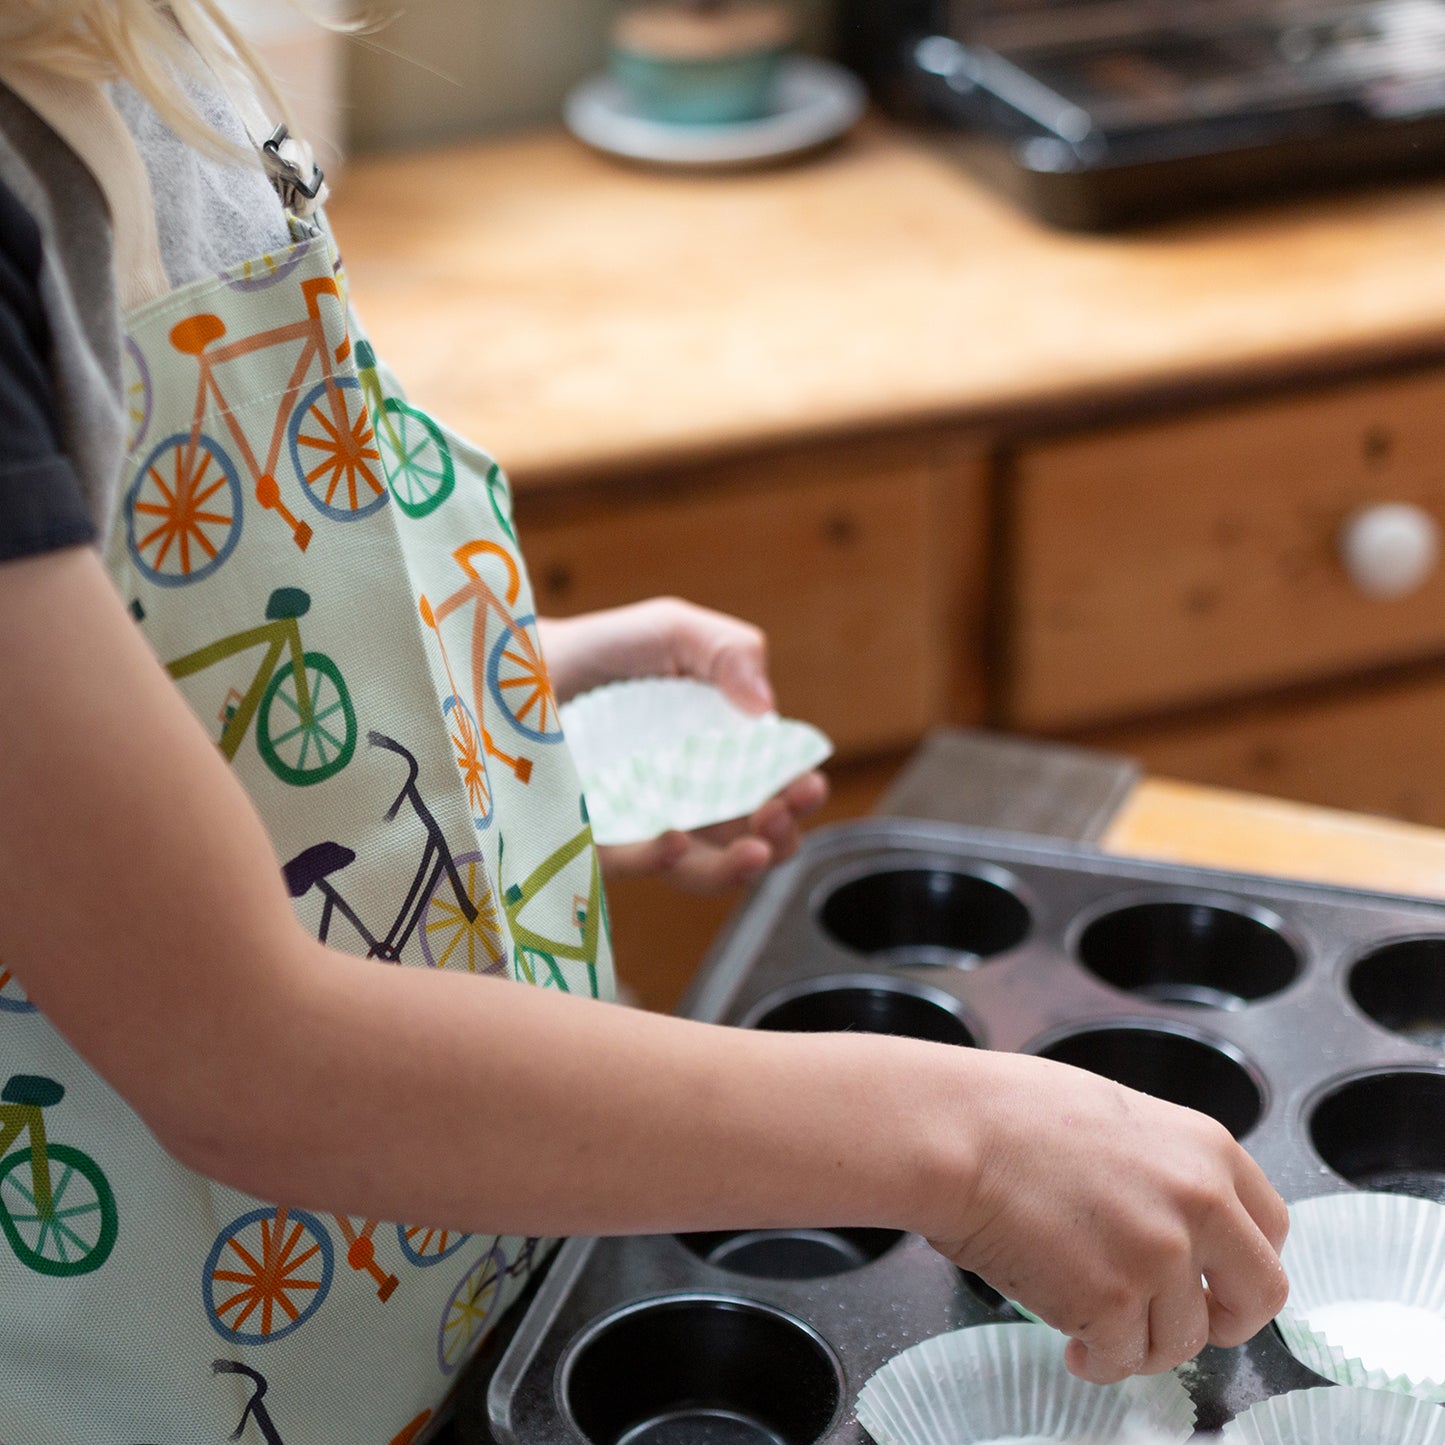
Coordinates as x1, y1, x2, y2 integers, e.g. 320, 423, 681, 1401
343, 0, 834, 151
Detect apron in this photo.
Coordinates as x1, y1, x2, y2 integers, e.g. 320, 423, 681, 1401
0, 63, 615, 1445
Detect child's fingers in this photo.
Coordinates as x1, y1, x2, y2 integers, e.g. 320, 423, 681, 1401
597, 772, 829, 890
1202, 1203, 1290, 1348
596, 833, 690, 879
1064, 1311, 1148, 1385
1235, 1150, 1291, 1253
749, 798, 801, 859
779, 770, 829, 819
1144, 1272, 1211, 1373
663, 836, 771, 894
1068, 1270, 1209, 1382
711, 644, 774, 713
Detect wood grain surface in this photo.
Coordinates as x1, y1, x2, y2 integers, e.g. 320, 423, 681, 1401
1104, 777, 1445, 900
327, 122, 1445, 486
1005, 369, 1445, 728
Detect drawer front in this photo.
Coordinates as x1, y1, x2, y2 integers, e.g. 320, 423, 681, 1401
517, 461, 948, 757
1005, 368, 1445, 729
1087, 664, 1445, 829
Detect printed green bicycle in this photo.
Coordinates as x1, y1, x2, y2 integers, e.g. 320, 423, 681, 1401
166, 585, 357, 787
0, 1074, 117, 1277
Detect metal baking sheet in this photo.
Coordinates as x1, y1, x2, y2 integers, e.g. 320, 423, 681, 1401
484, 820, 1445, 1443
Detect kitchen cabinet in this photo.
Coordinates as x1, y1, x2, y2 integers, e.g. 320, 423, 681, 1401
329, 122, 1445, 1005
518, 430, 992, 755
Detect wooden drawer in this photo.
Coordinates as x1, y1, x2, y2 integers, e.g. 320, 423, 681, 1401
1086, 663, 1445, 829
516, 438, 990, 757
1004, 368, 1445, 730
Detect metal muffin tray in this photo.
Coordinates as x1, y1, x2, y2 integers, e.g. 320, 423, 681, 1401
482, 819, 1445, 1443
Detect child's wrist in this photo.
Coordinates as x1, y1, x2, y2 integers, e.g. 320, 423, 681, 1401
816, 1031, 988, 1240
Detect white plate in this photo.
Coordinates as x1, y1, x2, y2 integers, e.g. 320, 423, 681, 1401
563, 56, 866, 168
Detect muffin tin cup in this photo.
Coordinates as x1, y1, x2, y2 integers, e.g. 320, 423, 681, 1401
1221, 1385, 1445, 1444
1028, 1021, 1267, 1140
678, 1227, 903, 1281
854, 1323, 1196, 1445
560, 1294, 844, 1445
1348, 937, 1445, 1048
487, 820, 1445, 1444
1073, 896, 1302, 1009
816, 862, 1031, 967
739, 975, 979, 1048
1275, 1192, 1445, 1401
1308, 1068, 1445, 1203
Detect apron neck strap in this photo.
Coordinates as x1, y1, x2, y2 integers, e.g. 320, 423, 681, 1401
0, 62, 169, 314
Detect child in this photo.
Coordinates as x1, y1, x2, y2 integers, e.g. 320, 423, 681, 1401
0, 3, 1288, 1441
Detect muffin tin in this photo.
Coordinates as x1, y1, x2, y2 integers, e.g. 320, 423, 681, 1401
481, 819, 1445, 1443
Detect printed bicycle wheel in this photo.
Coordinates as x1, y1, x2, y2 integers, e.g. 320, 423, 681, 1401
419, 851, 506, 976
513, 946, 569, 991
508, 1236, 547, 1279
0, 1143, 118, 1277
257, 651, 357, 786
204, 1206, 334, 1344
443, 696, 493, 830
396, 1222, 471, 1267
122, 336, 152, 453
223, 240, 313, 292
126, 431, 243, 588
287, 375, 388, 521
487, 614, 562, 744
0, 961, 36, 1014
377, 399, 454, 518
485, 463, 516, 543
503, 819, 603, 994
437, 1244, 506, 1376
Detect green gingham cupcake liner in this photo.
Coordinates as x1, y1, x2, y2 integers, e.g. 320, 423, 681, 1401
1221, 1384, 1445, 1443
560, 677, 832, 845
1275, 1192, 1445, 1402
855, 1323, 1196, 1445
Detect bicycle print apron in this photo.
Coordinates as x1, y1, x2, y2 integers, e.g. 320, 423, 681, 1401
0, 69, 614, 1445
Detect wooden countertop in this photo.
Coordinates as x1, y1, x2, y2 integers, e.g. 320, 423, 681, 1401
1106, 777, 1445, 900
328, 120, 1445, 485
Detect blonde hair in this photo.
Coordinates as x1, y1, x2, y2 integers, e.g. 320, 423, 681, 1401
0, 0, 320, 159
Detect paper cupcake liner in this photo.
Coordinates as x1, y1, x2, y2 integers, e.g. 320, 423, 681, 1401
1221, 1384, 1445, 1444
1275, 1191, 1445, 1402
561, 678, 745, 779
560, 678, 833, 845
855, 1322, 1196, 1445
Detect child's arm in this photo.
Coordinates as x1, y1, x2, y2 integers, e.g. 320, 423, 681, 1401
537, 599, 828, 891
0, 546, 1287, 1383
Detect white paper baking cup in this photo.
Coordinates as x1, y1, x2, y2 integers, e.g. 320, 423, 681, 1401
1221, 1384, 1445, 1443
559, 677, 832, 845
855, 1323, 1196, 1445
1275, 1191, 1445, 1402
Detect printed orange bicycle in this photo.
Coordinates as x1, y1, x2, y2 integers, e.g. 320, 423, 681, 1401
124, 273, 385, 587
204, 1203, 472, 1346
420, 540, 564, 827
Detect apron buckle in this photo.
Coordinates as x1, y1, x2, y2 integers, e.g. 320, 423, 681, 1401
260, 124, 328, 215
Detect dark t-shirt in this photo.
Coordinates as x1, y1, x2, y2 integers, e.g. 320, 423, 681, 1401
0, 175, 97, 562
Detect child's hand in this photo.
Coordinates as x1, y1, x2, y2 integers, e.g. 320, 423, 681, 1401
538, 599, 829, 891
922, 1050, 1290, 1382
599, 772, 828, 892
538, 597, 776, 710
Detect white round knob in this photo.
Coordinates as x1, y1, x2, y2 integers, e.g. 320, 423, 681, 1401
1339, 503, 1440, 600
